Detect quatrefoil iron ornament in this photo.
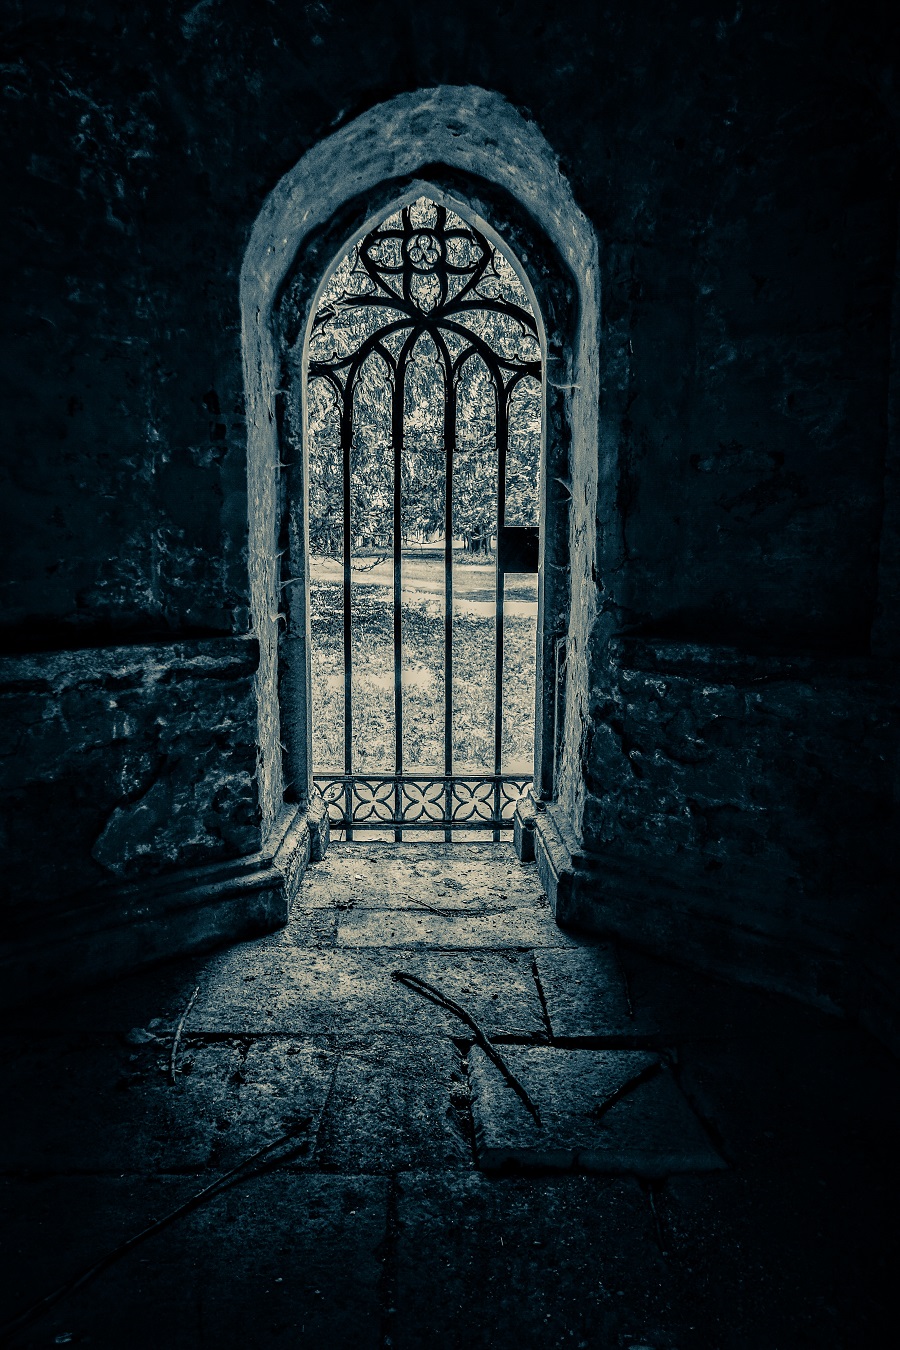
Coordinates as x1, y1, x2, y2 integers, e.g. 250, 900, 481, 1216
354, 778, 395, 821
401, 779, 445, 821
453, 779, 495, 821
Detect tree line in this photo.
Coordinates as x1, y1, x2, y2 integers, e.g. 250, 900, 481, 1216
307, 356, 539, 560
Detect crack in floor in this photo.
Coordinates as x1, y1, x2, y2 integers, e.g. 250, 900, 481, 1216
4, 842, 898, 1347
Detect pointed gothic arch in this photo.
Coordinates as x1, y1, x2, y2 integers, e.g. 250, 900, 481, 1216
240, 86, 601, 860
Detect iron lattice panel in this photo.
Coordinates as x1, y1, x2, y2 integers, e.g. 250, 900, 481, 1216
315, 774, 530, 832
306, 199, 542, 835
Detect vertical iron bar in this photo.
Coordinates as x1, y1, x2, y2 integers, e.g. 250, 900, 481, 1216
342, 385, 354, 841
493, 383, 508, 842
393, 343, 411, 842
444, 371, 456, 841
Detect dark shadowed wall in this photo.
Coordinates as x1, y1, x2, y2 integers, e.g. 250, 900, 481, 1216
1, 0, 897, 1037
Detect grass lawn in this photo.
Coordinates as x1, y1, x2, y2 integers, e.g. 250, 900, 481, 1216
310, 546, 537, 777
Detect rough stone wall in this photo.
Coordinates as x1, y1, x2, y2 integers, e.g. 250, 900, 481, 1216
1, 0, 897, 1020
0, 639, 258, 918
585, 640, 899, 982
596, 80, 896, 651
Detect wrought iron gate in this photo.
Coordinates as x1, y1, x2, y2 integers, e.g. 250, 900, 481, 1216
307, 199, 541, 838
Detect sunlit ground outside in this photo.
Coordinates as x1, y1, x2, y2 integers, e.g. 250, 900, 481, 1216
311, 542, 537, 839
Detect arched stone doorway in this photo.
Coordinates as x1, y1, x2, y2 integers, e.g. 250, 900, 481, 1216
241, 87, 600, 867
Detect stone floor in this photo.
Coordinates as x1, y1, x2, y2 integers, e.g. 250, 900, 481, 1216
2, 842, 899, 1348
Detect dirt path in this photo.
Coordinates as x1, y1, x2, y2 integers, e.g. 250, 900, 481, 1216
311, 550, 538, 618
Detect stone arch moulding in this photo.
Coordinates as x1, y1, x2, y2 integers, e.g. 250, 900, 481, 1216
240, 85, 601, 896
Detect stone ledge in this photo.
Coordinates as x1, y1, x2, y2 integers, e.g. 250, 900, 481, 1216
0, 801, 320, 1010
0, 633, 263, 909
611, 635, 899, 685
533, 802, 850, 1018
0, 634, 259, 688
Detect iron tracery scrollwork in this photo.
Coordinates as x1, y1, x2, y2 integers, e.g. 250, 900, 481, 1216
309, 201, 541, 394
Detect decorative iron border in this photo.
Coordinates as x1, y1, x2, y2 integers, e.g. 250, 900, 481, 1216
315, 773, 530, 833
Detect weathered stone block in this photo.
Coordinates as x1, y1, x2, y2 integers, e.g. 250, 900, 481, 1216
188, 946, 546, 1040
314, 1034, 470, 1173
469, 1046, 725, 1175
533, 946, 635, 1038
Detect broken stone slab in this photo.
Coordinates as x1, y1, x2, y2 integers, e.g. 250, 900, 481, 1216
188, 947, 545, 1039
116, 1038, 335, 1173
533, 946, 639, 1038
468, 1047, 726, 1176
191, 1038, 336, 1169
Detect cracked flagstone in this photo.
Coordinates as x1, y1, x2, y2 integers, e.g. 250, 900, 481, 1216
468, 1046, 726, 1176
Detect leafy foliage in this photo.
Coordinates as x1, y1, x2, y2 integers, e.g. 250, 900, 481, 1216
305, 197, 541, 558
